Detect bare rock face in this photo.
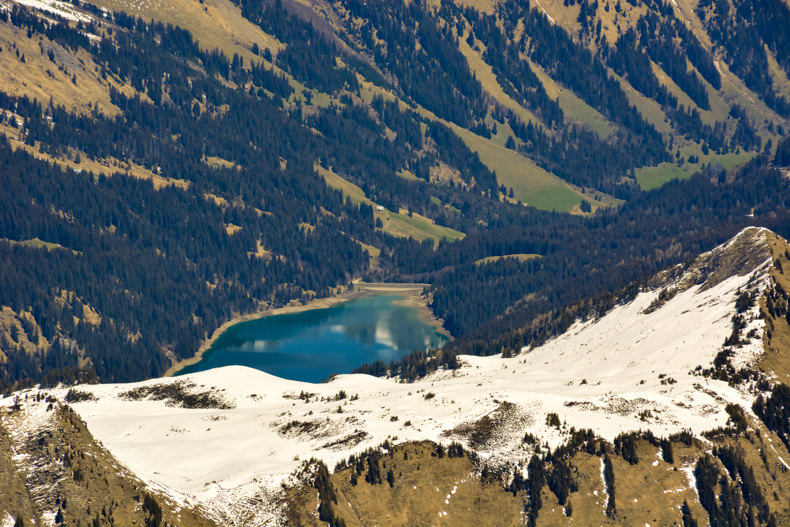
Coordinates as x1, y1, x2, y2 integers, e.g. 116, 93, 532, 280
642, 227, 773, 314
649, 226, 773, 293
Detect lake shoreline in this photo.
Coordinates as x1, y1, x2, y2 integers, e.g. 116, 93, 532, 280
163, 282, 449, 377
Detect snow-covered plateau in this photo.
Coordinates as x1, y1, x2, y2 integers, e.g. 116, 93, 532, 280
0, 227, 780, 524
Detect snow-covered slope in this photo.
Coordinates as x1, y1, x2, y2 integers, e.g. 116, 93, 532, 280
1, 227, 779, 524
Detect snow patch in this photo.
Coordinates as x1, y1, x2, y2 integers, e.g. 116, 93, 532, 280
680, 465, 698, 498
768, 444, 790, 470
599, 458, 609, 512
9, 0, 93, 22
533, 0, 555, 24
0, 229, 771, 522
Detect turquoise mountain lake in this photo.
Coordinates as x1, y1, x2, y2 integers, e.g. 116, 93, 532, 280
176, 295, 448, 383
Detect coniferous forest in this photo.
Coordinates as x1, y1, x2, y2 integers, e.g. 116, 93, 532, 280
0, 0, 788, 392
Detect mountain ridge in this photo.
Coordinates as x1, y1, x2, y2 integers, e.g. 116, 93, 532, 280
3, 226, 790, 525
1, 2, 790, 522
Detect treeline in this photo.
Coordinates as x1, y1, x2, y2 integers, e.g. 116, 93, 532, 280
487, 0, 668, 194
464, 8, 562, 128
697, 0, 790, 116
339, 0, 489, 129
695, 450, 774, 526
357, 152, 790, 378
0, 1, 556, 389
601, 9, 715, 112
465, 2, 651, 194
590, 2, 759, 154
231, 0, 359, 94
0, 138, 369, 389
432, 155, 790, 350
753, 383, 790, 451
499, 0, 665, 152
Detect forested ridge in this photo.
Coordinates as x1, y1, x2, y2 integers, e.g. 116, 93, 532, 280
357, 149, 790, 380
0, 0, 788, 389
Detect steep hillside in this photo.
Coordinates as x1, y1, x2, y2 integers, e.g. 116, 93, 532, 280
256, 0, 788, 190
0, 393, 217, 526
3, 228, 790, 524
2, 0, 787, 202
1, 2, 789, 523
0, 0, 789, 393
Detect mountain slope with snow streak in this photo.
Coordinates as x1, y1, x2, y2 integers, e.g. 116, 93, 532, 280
2, 227, 786, 525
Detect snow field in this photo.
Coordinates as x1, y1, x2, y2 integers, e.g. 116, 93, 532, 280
0, 228, 774, 522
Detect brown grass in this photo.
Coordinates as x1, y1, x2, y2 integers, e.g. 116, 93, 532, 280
759, 232, 790, 382
456, 26, 545, 131
279, 425, 790, 527
718, 426, 790, 523
89, 0, 283, 66
0, 402, 216, 526
329, 441, 523, 526
535, 438, 706, 527
315, 164, 464, 242
0, 23, 130, 115
0, 121, 189, 190
0, 306, 49, 363
605, 443, 699, 526
203, 155, 240, 170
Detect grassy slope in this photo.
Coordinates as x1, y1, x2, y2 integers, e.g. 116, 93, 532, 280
291, 425, 790, 526
612, 70, 673, 136
0, 401, 216, 526
329, 442, 524, 526
0, 306, 49, 365
0, 18, 194, 192
88, 0, 328, 111
649, 58, 731, 128
534, 0, 784, 189
475, 254, 541, 265
315, 165, 464, 242
456, 26, 544, 131
89, 0, 282, 64
673, 0, 787, 139
449, 125, 577, 211
453, 25, 594, 211
548, 441, 706, 527
635, 151, 755, 190
529, 59, 616, 139
346, 17, 595, 213
453, 20, 621, 211
766, 49, 790, 101
0, 23, 129, 116
450, 125, 622, 213
760, 233, 790, 383
650, 60, 702, 111
358, 73, 610, 214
